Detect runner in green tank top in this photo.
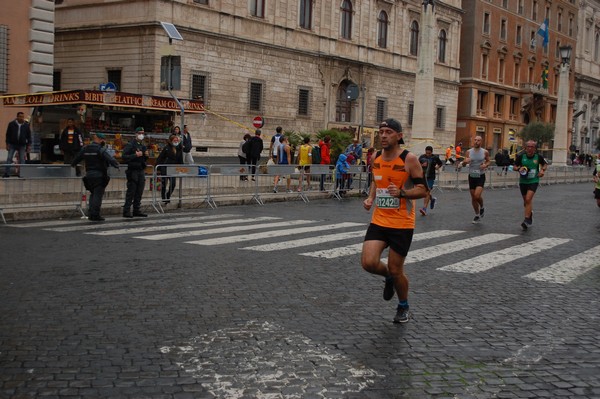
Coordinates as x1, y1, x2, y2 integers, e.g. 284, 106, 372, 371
514, 140, 547, 230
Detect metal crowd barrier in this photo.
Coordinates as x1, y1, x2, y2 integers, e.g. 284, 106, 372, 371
152, 164, 211, 212
0, 163, 85, 223
0, 161, 594, 223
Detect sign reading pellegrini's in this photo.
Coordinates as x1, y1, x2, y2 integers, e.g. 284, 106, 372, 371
2, 90, 205, 113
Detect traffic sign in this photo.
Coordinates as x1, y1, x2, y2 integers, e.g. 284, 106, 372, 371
252, 116, 264, 129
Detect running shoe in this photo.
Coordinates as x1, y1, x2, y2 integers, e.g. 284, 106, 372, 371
393, 306, 410, 323
472, 215, 481, 224
273, 187, 278, 193
521, 219, 528, 231
479, 207, 485, 218
419, 207, 427, 216
383, 277, 395, 301
430, 197, 437, 209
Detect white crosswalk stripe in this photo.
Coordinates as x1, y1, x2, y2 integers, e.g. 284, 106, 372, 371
299, 230, 464, 259
438, 237, 571, 273
136, 219, 319, 241
88, 216, 279, 236
407, 233, 517, 263
47, 214, 241, 233
523, 244, 600, 284
243, 229, 367, 252
185, 222, 363, 246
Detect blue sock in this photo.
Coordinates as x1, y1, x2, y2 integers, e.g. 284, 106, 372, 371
398, 300, 409, 309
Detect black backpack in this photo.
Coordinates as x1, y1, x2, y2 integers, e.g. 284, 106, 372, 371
312, 144, 322, 164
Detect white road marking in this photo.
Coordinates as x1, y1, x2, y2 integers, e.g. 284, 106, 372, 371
407, 233, 517, 263
299, 230, 465, 259
186, 222, 364, 246
438, 237, 571, 273
243, 229, 367, 251
523, 244, 600, 284
47, 214, 240, 232
88, 216, 279, 236
137, 219, 318, 241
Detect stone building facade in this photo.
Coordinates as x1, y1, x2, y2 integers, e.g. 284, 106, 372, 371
0, 0, 55, 157
573, 0, 600, 155
54, 0, 462, 156
457, 0, 578, 157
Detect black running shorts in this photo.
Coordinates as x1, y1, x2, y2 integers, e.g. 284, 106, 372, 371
364, 223, 414, 257
468, 175, 486, 190
519, 183, 539, 196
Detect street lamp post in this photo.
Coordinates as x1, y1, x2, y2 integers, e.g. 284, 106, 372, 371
553, 45, 572, 166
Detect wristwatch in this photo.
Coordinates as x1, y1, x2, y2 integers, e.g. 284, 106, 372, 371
398, 189, 407, 198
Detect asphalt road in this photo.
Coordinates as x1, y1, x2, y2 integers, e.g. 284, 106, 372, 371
1, 182, 599, 398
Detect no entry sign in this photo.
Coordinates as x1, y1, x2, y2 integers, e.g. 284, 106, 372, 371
252, 116, 264, 129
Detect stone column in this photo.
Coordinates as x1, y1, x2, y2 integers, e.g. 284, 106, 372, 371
553, 62, 570, 166
411, 1, 436, 156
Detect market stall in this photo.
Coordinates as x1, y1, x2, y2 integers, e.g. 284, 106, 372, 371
2, 90, 204, 165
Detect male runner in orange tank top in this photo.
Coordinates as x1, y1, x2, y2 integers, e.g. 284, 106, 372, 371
361, 118, 427, 323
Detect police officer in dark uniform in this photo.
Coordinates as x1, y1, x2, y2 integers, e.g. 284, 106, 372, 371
121, 127, 149, 218
71, 132, 119, 222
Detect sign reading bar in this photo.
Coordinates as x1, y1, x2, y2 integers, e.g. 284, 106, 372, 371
2, 90, 205, 113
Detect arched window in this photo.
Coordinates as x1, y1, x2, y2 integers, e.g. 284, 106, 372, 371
595, 32, 600, 62
410, 21, 419, 56
341, 0, 353, 40
377, 11, 388, 48
438, 29, 447, 63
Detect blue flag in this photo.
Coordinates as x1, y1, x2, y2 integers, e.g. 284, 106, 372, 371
537, 18, 549, 48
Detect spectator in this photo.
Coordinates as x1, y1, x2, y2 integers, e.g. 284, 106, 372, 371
245, 129, 264, 180
273, 136, 292, 193
59, 118, 84, 176
3, 112, 31, 178
297, 136, 312, 191
182, 125, 194, 164
238, 133, 251, 181
156, 134, 184, 204
319, 135, 332, 191
335, 153, 350, 196
345, 138, 363, 163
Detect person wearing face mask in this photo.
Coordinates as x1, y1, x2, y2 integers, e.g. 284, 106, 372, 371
156, 134, 184, 204
121, 127, 149, 218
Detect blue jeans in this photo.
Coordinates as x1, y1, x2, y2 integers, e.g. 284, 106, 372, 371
4, 144, 26, 176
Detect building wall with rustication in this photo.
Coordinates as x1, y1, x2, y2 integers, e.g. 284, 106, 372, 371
54, 0, 461, 156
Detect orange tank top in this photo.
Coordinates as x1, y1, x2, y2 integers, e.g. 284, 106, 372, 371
371, 151, 415, 229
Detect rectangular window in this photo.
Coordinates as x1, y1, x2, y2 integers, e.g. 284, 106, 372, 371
516, 25, 522, 46
494, 94, 504, 118
160, 56, 181, 90
532, 1, 538, 21
568, 14, 574, 37
502, 0, 508, 8
530, 30, 536, 50
435, 107, 445, 129
299, 0, 312, 29
498, 58, 505, 83
481, 53, 489, 79
250, 0, 265, 18
500, 19, 507, 41
408, 102, 414, 126
518, 0, 524, 15
558, 10, 563, 32
53, 70, 61, 91
0, 25, 8, 93
477, 91, 488, 116
510, 96, 519, 120
513, 62, 520, 86
376, 98, 387, 123
249, 80, 263, 112
107, 69, 122, 91
483, 12, 490, 35
298, 87, 310, 116
191, 73, 207, 101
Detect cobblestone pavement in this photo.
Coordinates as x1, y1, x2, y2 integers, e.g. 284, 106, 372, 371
1, 183, 599, 398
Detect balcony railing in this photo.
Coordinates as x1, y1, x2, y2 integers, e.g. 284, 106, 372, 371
520, 83, 549, 95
